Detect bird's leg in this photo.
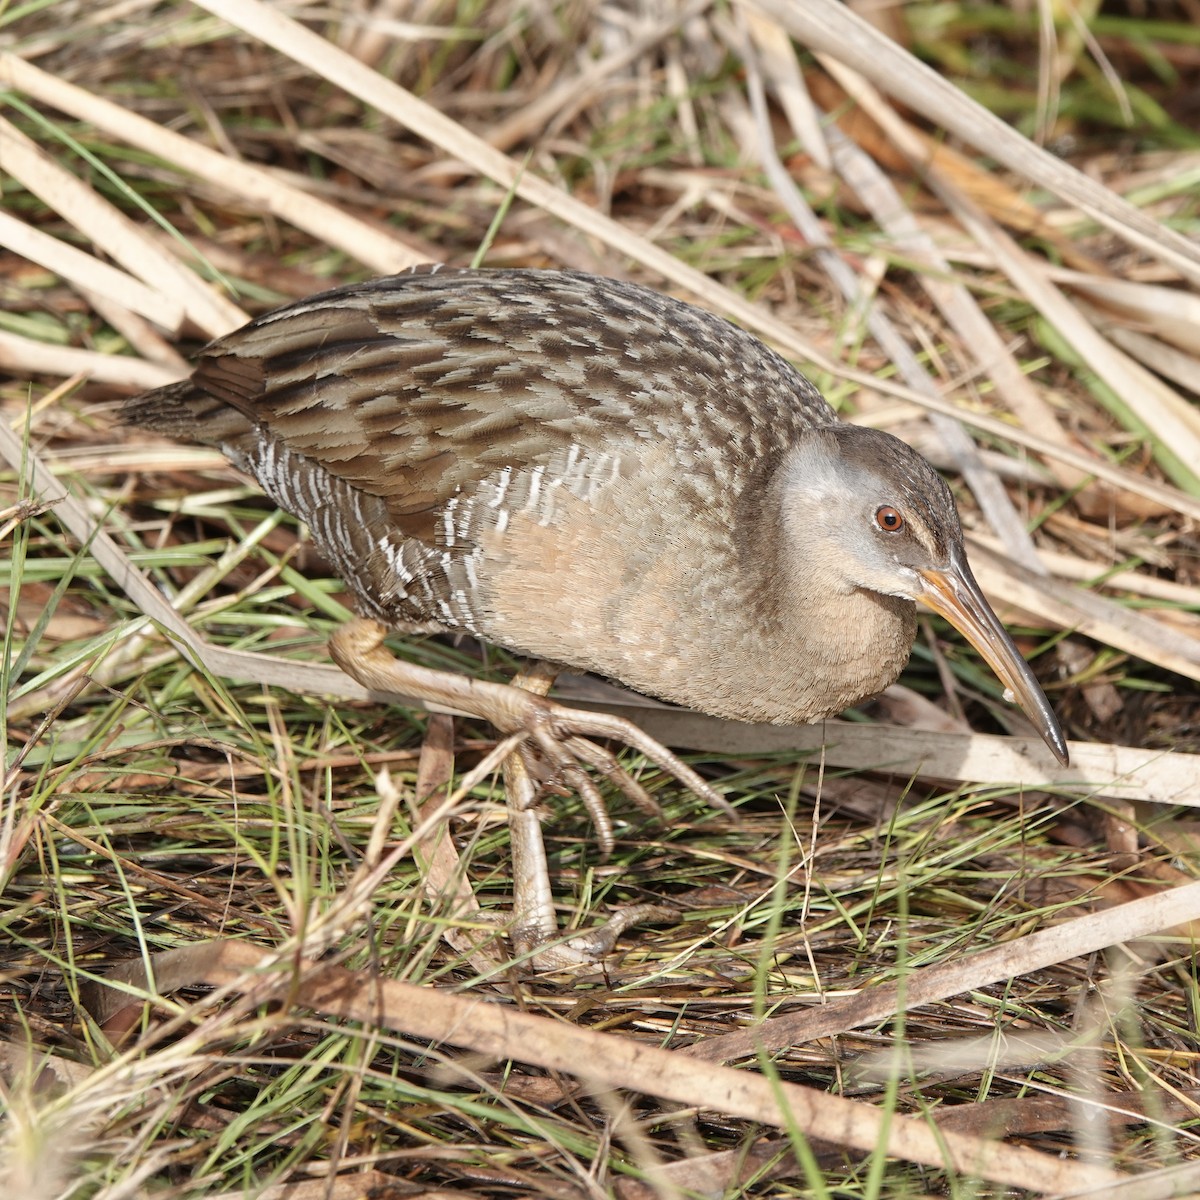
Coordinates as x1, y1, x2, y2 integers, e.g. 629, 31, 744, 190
329, 617, 715, 967
504, 662, 679, 968
328, 618, 734, 831
502, 661, 564, 958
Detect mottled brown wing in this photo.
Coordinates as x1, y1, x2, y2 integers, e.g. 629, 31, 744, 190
132, 266, 833, 546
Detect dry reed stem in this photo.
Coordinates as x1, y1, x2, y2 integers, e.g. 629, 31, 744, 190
83, 938, 1126, 1195
3, 3, 1199, 1195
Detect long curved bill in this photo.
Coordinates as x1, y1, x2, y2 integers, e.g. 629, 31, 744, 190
918, 548, 1068, 766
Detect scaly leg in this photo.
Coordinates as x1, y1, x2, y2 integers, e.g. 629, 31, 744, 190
330, 618, 725, 966
328, 618, 734, 843
502, 661, 565, 958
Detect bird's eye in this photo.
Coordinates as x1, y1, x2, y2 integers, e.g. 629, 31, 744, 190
875, 505, 904, 532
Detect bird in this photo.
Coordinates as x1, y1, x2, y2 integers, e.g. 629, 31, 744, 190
123, 265, 1068, 948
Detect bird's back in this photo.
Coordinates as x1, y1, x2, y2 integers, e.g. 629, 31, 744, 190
127, 268, 832, 490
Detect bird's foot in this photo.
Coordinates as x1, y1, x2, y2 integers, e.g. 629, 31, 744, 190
329, 618, 733, 853
334, 618, 719, 970
515, 903, 681, 969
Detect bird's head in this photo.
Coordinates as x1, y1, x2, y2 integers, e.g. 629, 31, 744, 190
776, 424, 1067, 765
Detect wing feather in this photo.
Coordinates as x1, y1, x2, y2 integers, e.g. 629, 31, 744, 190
127, 265, 832, 548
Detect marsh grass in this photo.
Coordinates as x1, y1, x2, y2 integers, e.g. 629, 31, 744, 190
2, 3, 1199, 1197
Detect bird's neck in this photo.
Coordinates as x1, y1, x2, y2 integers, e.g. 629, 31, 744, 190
718, 483, 919, 724
750, 585, 916, 724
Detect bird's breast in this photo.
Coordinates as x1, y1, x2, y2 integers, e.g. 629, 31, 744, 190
463, 447, 918, 725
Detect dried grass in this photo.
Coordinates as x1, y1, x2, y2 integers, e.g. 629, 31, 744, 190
2, 2, 1199, 1197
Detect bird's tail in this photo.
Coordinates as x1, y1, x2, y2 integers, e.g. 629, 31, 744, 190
121, 380, 244, 445
122, 379, 199, 431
